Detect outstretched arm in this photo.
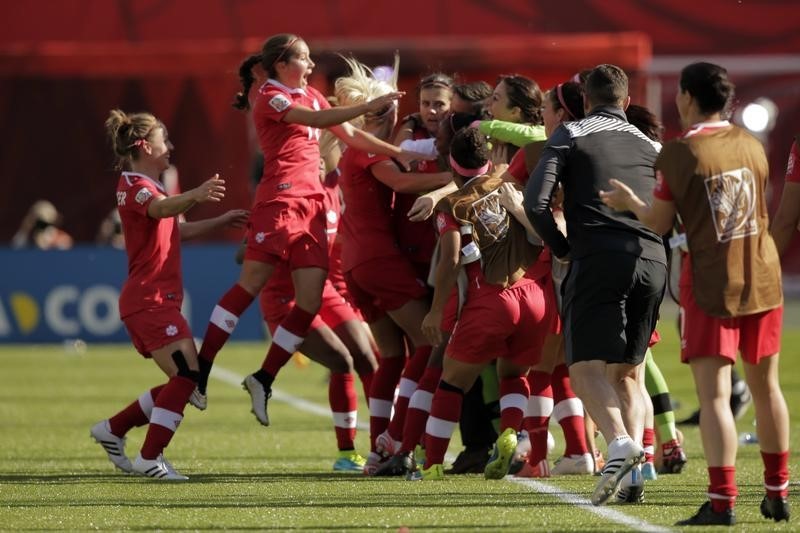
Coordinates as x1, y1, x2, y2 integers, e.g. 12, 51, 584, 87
180, 209, 249, 241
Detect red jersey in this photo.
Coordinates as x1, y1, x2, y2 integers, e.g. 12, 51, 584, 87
786, 140, 800, 183
338, 148, 400, 271
393, 127, 438, 266
507, 148, 528, 185
115, 172, 182, 318
251, 79, 331, 204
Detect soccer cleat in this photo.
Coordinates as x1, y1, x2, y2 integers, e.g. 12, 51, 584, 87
90, 420, 133, 473
242, 374, 271, 426
374, 430, 401, 457
551, 453, 594, 476
514, 459, 550, 478
414, 444, 426, 469
641, 461, 657, 481
676, 501, 735, 526
730, 385, 752, 420
445, 447, 490, 475
362, 452, 386, 476
615, 466, 645, 504
189, 387, 207, 411
419, 463, 445, 480
658, 439, 687, 474
374, 452, 415, 476
132, 454, 188, 480
484, 428, 518, 480
591, 441, 644, 506
760, 495, 790, 522
333, 451, 366, 472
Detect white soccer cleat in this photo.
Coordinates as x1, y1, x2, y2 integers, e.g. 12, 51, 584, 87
551, 453, 594, 476
591, 440, 644, 506
375, 430, 401, 457
189, 387, 207, 411
242, 374, 271, 426
615, 465, 645, 504
90, 420, 133, 473
132, 454, 188, 480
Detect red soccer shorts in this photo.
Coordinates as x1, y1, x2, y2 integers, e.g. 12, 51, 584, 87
679, 282, 782, 364
260, 279, 358, 335
344, 255, 429, 322
447, 278, 553, 367
244, 196, 329, 270
123, 306, 192, 358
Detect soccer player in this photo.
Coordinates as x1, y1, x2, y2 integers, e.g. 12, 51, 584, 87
194, 34, 419, 424
771, 136, 800, 256
419, 127, 555, 480
525, 64, 666, 505
601, 62, 790, 525
92, 109, 248, 479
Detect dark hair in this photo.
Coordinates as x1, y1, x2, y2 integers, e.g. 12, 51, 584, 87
548, 81, 585, 121
585, 64, 628, 107
436, 111, 482, 159
497, 75, 543, 125
233, 33, 300, 111
453, 81, 492, 113
450, 127, 490, 174
679, 62, 735, 115
625, 104, 664, 142
417, 72, 454, 96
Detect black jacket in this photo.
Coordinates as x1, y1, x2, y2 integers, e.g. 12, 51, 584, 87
524, 105, 666, 264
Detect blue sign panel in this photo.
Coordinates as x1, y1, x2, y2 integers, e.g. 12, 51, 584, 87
0, 245, 266, 343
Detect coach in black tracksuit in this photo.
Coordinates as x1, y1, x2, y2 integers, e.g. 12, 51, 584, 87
523, 64, 666, 505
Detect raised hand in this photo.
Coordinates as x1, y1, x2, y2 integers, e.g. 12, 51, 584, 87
365, 91, 405, 114
191, 174, 226, 203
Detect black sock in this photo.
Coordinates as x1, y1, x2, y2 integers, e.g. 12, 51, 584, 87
252, 369, 275, 389
198, 357, 213, 394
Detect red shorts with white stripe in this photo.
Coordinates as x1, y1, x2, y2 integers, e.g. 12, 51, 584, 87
244, 196, 330, 270
260, 279, 359, 335
123, 306, 192, 358
447, 277, 554, 367
344, 255, 428, 323
679, 282, 782, 364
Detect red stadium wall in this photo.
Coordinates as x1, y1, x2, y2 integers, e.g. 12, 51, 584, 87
1, 0, 799, 267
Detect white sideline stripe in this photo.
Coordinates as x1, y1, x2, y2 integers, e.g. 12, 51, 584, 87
509, 477, 673, 533
209, 365, 368, 431
211, 364, 669, 532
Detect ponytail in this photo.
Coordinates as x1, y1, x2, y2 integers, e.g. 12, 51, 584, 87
105, 109, 158, 170
232, 54, 262, 111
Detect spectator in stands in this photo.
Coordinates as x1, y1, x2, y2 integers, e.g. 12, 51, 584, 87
11, 200, 73, 250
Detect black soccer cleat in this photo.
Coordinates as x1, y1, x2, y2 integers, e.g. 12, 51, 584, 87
675, 501, 735, 526
760, 495, 790, 522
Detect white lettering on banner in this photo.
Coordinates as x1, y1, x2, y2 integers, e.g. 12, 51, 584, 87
0, 300, 10, 336
79, 286, 120, 336
45, 285, 80, 336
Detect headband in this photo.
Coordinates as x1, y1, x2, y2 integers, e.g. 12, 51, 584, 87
449, 154, 490, 177
556, 83, 576, 120
272, 37, 299, 68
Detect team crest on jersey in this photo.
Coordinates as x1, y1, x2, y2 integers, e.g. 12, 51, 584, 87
469, 190, 509, 244
704, 167, 758, 243
326, 210, 338, 224
435, 213, 448, 233
255, 232, 266, 244
135, 187, 153, 205
165, 324, 178, 336
269, 94, 292, 112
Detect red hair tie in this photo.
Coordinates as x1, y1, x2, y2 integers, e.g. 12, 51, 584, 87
556, 83, 576, 121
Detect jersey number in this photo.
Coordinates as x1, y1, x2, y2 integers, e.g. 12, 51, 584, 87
116, 191, 127, 206
307, 126, 321, 141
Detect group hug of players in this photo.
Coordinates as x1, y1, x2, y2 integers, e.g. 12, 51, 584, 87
93, 32, 793, 526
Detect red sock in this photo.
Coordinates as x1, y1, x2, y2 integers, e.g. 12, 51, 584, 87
523, 371, 551, 464
358, 371, 374, 404
761, 451, 790, 498
424, 382, 463, 467
642, 427, 655, 464
261, 305, 316, 375
708, 466, 737, 512
108, 384, 164, 437
551, 364, 588, 456
368, 356, 405, 452
500, 376, 529, 434
387, 346, 432, 441
400, 366, 442, 453
330, 373, 357, 450
199, 284, 254, 362
140, 376, 195, 460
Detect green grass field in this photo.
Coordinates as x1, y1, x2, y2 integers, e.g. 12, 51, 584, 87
1, 316, 797, 531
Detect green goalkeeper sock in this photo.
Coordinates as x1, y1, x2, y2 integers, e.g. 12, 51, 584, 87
644, 348, 678, 443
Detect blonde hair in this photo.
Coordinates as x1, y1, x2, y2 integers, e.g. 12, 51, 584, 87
334, 54, 399, 129
104, 109, 160, 169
